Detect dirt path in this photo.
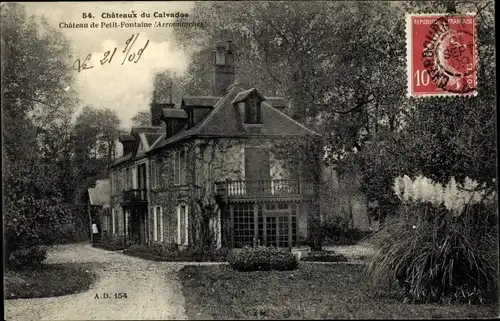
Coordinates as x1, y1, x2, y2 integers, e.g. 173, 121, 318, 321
4, 243, 193, 320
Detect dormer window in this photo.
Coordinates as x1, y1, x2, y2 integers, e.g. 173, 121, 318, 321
244, 96, 261, 124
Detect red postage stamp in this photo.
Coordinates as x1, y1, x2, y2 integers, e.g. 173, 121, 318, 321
407, 14, 477, 97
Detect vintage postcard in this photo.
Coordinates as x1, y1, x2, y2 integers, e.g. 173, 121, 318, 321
2, 1, 497, 320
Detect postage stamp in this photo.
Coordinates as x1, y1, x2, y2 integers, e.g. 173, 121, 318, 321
406, 14, 477, 97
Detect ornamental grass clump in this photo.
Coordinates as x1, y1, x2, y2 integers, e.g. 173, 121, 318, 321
366, 175, 498, 304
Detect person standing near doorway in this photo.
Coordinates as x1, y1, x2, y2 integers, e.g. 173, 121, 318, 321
92, 222, 99, 243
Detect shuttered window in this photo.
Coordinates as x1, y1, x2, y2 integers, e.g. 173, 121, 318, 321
244, 96, 261, 124
174, 150, 186, 185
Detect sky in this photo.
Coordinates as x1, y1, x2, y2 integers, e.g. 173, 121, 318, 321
24, 1, 198, 129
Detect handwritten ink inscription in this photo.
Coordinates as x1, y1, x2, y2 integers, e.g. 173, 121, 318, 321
73, 33, 149, 72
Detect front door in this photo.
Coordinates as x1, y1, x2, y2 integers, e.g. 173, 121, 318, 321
261, 203, 297, 247
244, 148, 271, 195
129, 206, 147, 245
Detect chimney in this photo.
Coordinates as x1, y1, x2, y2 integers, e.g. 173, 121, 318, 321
211, 40, 235, 96
150, 90, 174, 126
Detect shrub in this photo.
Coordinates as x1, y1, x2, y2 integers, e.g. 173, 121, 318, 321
183, 246, 229, 262
321, 216, 373, 245
94, 236, 127, 251
8, 246, 47, 269
303, 250, 349, 262
227, 246, 298, 272
126, 244, 150, 253
366, 176, 498, 304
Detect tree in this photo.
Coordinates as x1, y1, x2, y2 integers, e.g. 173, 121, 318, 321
173, 1, 406, 164
131, 111, 151, 126
360, 0, 496, 219
2, 2, 79, 257
191, 139, 243, 248
173, 0, 496, 226
72, 105, 121, 166
152, 69, 186, 107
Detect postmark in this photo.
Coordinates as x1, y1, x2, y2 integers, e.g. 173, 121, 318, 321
407, 13, 477, 97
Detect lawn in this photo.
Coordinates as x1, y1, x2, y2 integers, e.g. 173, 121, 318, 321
4, 263, 97, 299
178, 263, 498, 319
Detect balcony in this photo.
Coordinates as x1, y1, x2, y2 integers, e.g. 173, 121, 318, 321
151, 185, 202, 202
122, 189, 148, 205
215, 179, 315, 202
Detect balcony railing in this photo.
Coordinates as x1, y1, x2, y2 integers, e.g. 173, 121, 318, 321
122, 189, 148, 204
215, 179, 314, 199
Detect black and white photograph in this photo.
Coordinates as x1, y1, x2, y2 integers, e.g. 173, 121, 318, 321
2, 1, 498, 319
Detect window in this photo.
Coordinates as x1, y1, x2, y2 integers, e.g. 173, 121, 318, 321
244, 96, 261, 124
233, 203, 255, 247
153, 207, 158, 241
125, 210, 130, 236
159, 207, 164, 242
174, 150, 186, 185
232, 202, 297, 248
112, 209, 116, 234
150, 161, 156, 188
152, 159, 161, 187
177, 205, 189, 245
152, 206, 163, 242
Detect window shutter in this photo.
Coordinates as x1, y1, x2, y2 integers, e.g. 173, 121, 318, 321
180, 150, 186, 185
174, 151, 180, 185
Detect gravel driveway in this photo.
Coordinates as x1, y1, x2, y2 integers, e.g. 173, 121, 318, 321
4, 243, 200, 320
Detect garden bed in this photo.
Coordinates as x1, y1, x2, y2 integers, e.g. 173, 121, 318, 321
123, 244, 228, 262
178, 264, 498, 319
4, 263, 96, 299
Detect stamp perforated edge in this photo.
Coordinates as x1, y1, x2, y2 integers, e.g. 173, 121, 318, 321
405, 13, 478, 99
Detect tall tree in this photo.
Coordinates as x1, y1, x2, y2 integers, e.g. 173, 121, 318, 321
360, 0, 496, 211
172, 0, 496, 216
2, 2, 79, 256
173, 1, 406, 161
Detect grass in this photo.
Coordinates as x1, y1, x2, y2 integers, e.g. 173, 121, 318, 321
4, 263, 97, 299
301, 250, 349, 262
178, 264, 499, 319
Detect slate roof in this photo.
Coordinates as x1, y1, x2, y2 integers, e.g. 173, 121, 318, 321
88, 179, 111, 206
265, 97, 287, 109
131, 126, 162, 136
182, 95, 221, 107
162, 108, 188, 119
231, 88, 263, 104
112, 152, 132, 166
112, 83, 320, 166
148, 83, 320, 152
144, 133, 163, 147
119, 134, 135, 142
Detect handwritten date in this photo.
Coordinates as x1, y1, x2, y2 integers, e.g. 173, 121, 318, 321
73, 34, 149, 72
